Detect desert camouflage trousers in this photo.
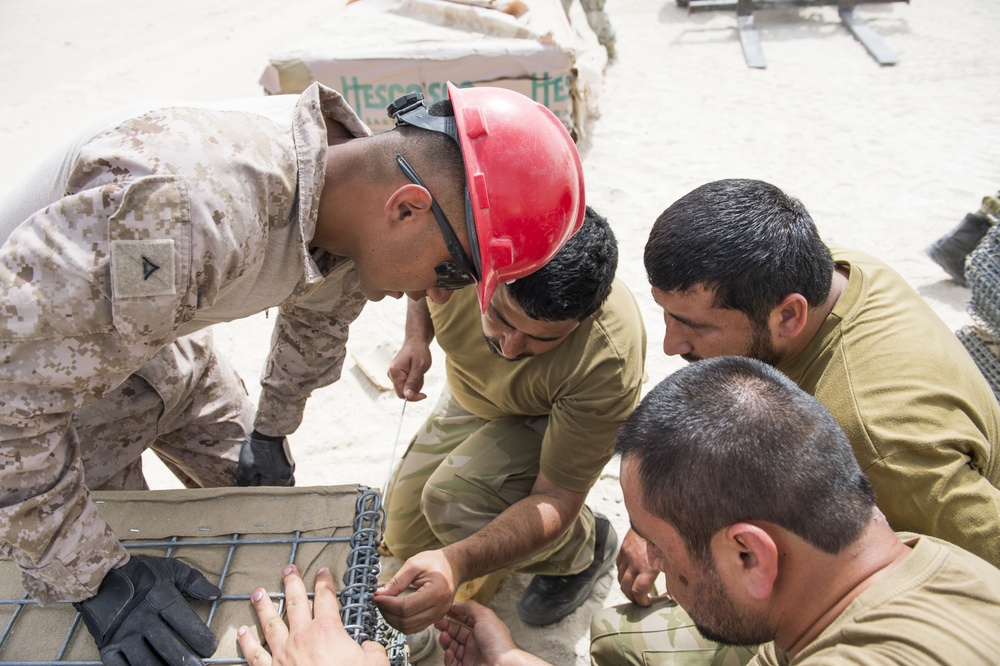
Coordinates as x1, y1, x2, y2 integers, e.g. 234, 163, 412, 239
76, 328, 252, 490
563, 0, 617, 51
590, 598, 757, 666
383, 388, 597, 575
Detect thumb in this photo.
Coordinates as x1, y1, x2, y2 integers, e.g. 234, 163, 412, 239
361, 640, 388, 661
166, 559, 222, 600
375, 563, 419, 598
403, 378, 426, 402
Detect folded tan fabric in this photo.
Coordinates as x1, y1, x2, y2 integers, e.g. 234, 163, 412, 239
0, 484, 378, 662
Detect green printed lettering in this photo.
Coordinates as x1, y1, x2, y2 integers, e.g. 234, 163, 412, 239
530, 74, 573, 106
531, 74, 552, 107
362, 84, 378, 111
340, 76, 364, 114
427, 81, 443, 102
553, 75, 569, 102
387, 84, 406, 104
341, 78, 495, 118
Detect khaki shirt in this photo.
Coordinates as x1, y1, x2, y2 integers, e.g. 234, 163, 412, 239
753, 534, 1000, 665
429, 280, 647, 493
779, 249, 1000, 567
0, 84, 369, 603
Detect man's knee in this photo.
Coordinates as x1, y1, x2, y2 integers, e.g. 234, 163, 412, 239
382, 459, 446, 558
589, 599, 751, 666
419, 477, 498, 546
590, 605, 634, 666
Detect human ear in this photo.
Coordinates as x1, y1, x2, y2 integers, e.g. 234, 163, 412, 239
384, 183, 433, 226
718, 523, 778, 601
772, 293, 809, 341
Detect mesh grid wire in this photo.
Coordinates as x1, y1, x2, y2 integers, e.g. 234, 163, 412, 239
966, 217, 1000, 336
0, 487, 405, 665
957, 325, 1000, 402
961, 217, 1000, 401
341, 489, 406, 664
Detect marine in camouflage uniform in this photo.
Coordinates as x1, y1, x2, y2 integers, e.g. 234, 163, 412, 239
0, 84, 369, 605
563, 0, 617, 60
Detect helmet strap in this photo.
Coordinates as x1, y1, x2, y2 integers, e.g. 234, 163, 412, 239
387, 92, 483, 277
386, 92, 461, 145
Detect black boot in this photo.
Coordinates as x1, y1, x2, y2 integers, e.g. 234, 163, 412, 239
517, 514, 618, 626
926, 213, 994, 286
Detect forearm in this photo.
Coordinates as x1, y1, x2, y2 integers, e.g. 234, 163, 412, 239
376, 478, 584, 633
404, 298, 436, 345
256, 303, 362, 435
497, 650, 554, 666
388, 299, 437, 400
443, 493, 578, 583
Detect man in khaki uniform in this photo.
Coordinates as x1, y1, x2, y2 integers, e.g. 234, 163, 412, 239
592, 179, 1000, 665
0, 84, 585, 664
432, 358, 1000, 666
376, 208, 646, 637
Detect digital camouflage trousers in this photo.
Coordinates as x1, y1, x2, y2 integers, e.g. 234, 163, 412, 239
76, 328, 251, 490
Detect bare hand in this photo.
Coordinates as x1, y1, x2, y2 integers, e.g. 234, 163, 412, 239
435, 601, 545, 666
617, 528, 660, 606
374, 549, 459, 634
387, 338, 432, 401
237, 565, 388, 665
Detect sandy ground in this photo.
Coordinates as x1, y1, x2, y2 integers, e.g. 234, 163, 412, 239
2, 0, 999, 663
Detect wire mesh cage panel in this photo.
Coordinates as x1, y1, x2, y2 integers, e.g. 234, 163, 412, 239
966, 221, 1000, 337
957, 325, 1000, 402
0, 485, 405, 665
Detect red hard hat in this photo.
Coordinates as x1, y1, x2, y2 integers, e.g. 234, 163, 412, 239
447, 82, 586, 310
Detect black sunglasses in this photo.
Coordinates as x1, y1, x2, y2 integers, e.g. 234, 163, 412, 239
395, 154, 479, 290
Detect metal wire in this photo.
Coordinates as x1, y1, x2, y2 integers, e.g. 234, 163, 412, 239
383, 397, 408, 497
966, 221, 1000, 337
961, 220, 1000, 402
0, 487, 406, 665
340, 488, 407, 666
957, 325, 1000, 401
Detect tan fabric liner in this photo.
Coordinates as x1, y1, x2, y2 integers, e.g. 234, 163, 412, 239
0, 484, 373, 662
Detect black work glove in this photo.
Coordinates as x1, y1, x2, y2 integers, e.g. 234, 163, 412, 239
235, 430, 296, 486
74, 555, 221, 666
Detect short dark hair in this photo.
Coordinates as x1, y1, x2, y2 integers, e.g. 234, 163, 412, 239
643, 179, 834, 326
615, 356, 875, 560
368, 99, 468, 234
506, 205, 618, 321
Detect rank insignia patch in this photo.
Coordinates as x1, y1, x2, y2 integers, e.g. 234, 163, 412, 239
111, 239, 177, 297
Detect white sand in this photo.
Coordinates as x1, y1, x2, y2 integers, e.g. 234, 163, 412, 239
2, 0, 998, 662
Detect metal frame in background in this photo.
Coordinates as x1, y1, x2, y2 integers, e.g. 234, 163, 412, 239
0, 487, 405, 666
684, 0, 908, 69
960, 219, 1000, 402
